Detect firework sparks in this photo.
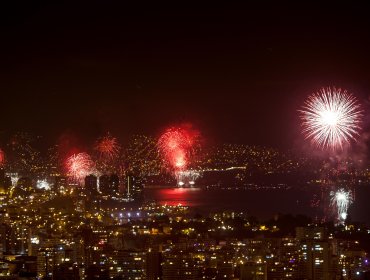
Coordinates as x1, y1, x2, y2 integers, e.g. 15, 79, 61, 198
176, 170, 201, 187
300, 87, 362, 150
9, 173, 19, 186
66, 152, 94, 182
158, 125, 200, 171
330, 189, 352, 224
36, 179, 50, 190
125, 135, 161, 176
95, 134, 120, 160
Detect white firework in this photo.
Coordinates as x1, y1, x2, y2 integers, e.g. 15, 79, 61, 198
37, 179, 50, 190
330, 189, 352, 224
300, 87, 362, 150
9, 173, 19, 186
176, 170, 201, 187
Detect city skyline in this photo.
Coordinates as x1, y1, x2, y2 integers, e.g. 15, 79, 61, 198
1, 3, 370, 279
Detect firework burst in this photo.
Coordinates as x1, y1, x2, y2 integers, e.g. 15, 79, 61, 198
158, 125, 200, 171
66, 152, 94, 182
300, 87, 362, 150
330, 188, 352, 224
95, 134, 120, 160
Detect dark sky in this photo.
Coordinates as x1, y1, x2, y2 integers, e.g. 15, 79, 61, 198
1, 2, 370, 148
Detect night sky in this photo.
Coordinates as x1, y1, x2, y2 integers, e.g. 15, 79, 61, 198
1, 3, 370, 148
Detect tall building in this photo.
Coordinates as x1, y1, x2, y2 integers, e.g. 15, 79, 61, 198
335, 239, 366, 279
84, 175, 98, 196
296, 226, 335, 280
0, 168, 11, 194
98, 175, 110, 196
115, 250, 146, 279
86, 264, 109, 280
162, 254, 203, 280
37, 249, 65, 279
7, 223, 28, 255
146, 251, 162, 280
296, 226, 327, 240
83, 175, 100, 211
110, 174, 120, 196
28, 231, 40, 257
216, 260, 234, 279
11, 256, 37, 278
240, 262, 267, 280
0, 224, 10, 255
298, 240, 335, 280
53, 262, 80, 280
54, 176, 68, 194
125, 174, 143, 200
99, 174, 120, 197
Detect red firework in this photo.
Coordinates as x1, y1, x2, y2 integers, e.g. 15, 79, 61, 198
95, 135, 120, 160
66, 152, 94, 181
158, 125, 200, 171
0, 149, 4, 166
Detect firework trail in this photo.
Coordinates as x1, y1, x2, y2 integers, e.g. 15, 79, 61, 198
300, 87, 362, 150
158, 125, 200, 171
330, 189, 352, 224
95, 134, 120, 160
66, 152, 94, 182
